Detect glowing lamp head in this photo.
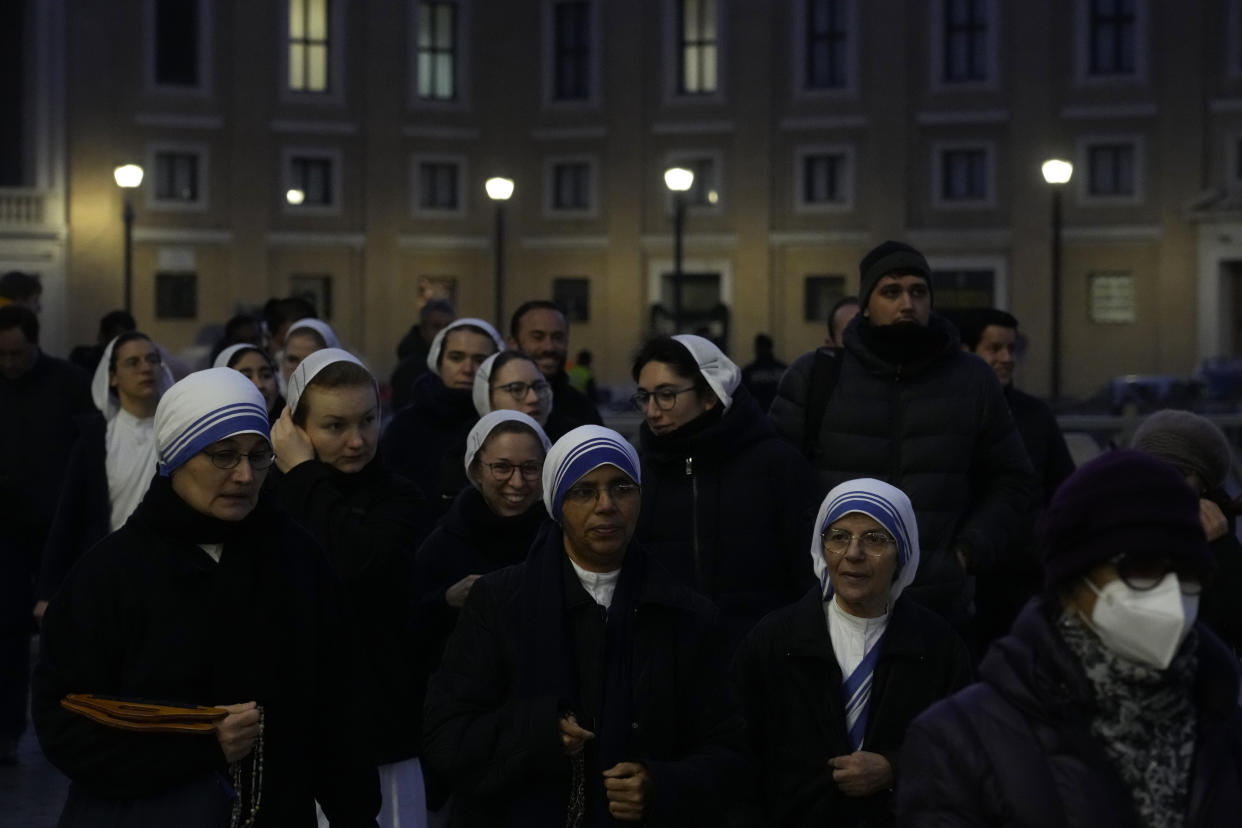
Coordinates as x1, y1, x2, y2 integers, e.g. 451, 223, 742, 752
113, 164, 144, 189
664, 167, 694, 193
1042, 159, 1073, 185
485, 177, 515, 201
286, 189, 306, 205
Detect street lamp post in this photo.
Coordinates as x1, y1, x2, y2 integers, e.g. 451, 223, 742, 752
113, 164, 144, 314
485, 177, 515, 328
663, 167, 694, 332
1041, 159, 1073, 403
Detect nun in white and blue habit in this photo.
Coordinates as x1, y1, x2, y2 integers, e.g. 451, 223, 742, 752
731, 478, 973, 828
32, 368, 380, 827
422, 425, 748, 828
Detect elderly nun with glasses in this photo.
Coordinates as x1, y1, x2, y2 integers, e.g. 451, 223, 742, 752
33, 368, 379, 827
630, 334, 817, 651
899, 451, 1242, 828
732, 478, 971, 827
423, 425, 747, 827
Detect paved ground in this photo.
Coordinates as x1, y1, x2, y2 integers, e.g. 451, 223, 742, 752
0, 639, 68, 828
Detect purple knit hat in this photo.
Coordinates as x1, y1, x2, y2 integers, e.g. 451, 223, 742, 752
1040, 449, 1211, 588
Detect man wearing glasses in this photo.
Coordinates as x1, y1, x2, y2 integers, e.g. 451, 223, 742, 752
770, 240, 1034, 633
423, 425, 747, 826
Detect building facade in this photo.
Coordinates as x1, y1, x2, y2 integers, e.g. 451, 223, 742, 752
8, 0, 1242, 396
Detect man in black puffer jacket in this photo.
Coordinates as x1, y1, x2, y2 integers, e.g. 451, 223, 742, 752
770, 240, 1034, 624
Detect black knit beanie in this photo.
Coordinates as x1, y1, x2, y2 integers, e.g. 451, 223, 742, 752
858, 240, 932, 310
1040, 450, 1211, 589
1131, 409, 1233, 490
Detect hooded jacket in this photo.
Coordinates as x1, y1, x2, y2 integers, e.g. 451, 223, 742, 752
897, 597, 1242, 827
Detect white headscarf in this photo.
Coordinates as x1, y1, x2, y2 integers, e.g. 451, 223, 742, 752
672, 334, 741, 411
542, 425, 641, 522
463, 410, 552, 488
213, 343, 268, 370
285, 347, 371, 417
286, 318, 341, 350
155, 368, 271, 476
92, 334, 176, 421
810, 478, 921, 608
472, 352, 502, 416
426, 318, 504, 376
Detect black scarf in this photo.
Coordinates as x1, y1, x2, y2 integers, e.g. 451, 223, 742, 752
514, 526, 645, 827
134, 473, 257, 545
856, 316, 952, 366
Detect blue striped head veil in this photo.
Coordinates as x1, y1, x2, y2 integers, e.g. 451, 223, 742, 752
810, 478, 921, 608
542, 425, 641, 522
155, 368, 272, 476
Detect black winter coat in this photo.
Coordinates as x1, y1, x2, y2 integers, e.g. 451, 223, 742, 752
380, 372, 476, 514
32, 476, 379, 826
769, 315, 1035, 618
636, 385, 817, 650
548, 369, 603, 436
1004, 385, 1074, 508
422, 534, 749, 827
732, 588, 972, 827
38, 412, 110, 603
274, 457, 428, 765
897, 597, 1242, 827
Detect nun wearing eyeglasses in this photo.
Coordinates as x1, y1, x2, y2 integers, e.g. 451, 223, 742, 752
381, 318, 503, 515
32, 368, 380, 827
899, 452, 1242, 828
36, 332, 175, 619
731, 478, 971, 827
215, 343, 284, 424
422, 425, 747, 827
631, 335, 817, 651
270, 349, 430, 827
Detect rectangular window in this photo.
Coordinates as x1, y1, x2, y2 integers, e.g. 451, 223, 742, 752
1088, 0, 1136, 76
551, 162, 591, 210
418, 162, 459, 209
290, 156, 334, 206
154, 0, 199, 87
154, 152, 200, 202
804, 275, 847, 323
417, 1, 457, 100
806, 0, 848, 89
802, 153, 847, 205
552, 1, 591, 100
940, 148, 988, 201
930, 268, 995, 310
1087, 143, 1135, 197
943, 0, 988, 83
289, 0, 331, 92
155, 272, 198, 319
677, 0, 718, 95
553, 277, 591, 322
290, 274, 333, 319
1089, 271, 1136, 323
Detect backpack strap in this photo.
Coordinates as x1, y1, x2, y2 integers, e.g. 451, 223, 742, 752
803, 347, 842, 459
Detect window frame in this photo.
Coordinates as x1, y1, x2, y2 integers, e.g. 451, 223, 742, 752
929, 0, 998, 91
410, 153, 468, 218
279, 0, 347, 104
664, 149, 726, 215
543, 154, 600, 219
931, 141, 996, 210
144, 142, 210, 212
1076, 133, 1145, 205
143, 0, 213, 96
792, 0, 857, 98
282, 147, 344, 215
1075, 0, 1147, 85
664, 0, 725, 104
409, 0, 472, 109
793, 144, 855, 213
542, 0, 601, 107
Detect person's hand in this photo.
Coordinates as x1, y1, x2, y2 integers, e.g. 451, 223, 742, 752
558, 713, 594, 756
445, 574, 482, 609
954, 543, 969, 572
32, 600, 48, 624
1200, 498, 1228, 542
603, 762, 648, 821
214, 702, 261, 764
269, 407, 315, 473
829, 751, 893, 797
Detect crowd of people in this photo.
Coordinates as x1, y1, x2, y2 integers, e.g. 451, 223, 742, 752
1, 239, 1241, 827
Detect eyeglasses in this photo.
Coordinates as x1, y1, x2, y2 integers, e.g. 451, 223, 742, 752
1111, 553, 1209, 595
483, 461, 542, 482
630, 386, 697, 412
204, 448, 276, 471
493, 380, 552, 400
822, 528, 896, 557
119, 353, 163, 370
563, 481, 641, 505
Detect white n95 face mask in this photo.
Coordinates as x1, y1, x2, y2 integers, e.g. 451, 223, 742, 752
1081, 573, 1198, 670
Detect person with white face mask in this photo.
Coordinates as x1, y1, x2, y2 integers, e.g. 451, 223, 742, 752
898, 450, 1242, 828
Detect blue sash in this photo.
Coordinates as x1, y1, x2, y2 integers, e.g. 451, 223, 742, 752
842, 640, 882, 751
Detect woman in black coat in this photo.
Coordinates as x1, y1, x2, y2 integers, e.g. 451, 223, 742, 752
632, 334, 817, 649
732, 477, 971, 827
214, 343, 285, 424
380, 318, 503, 515
899, 451, 1242, 828
271, 348, 429, 827
32, 367, 378, 827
